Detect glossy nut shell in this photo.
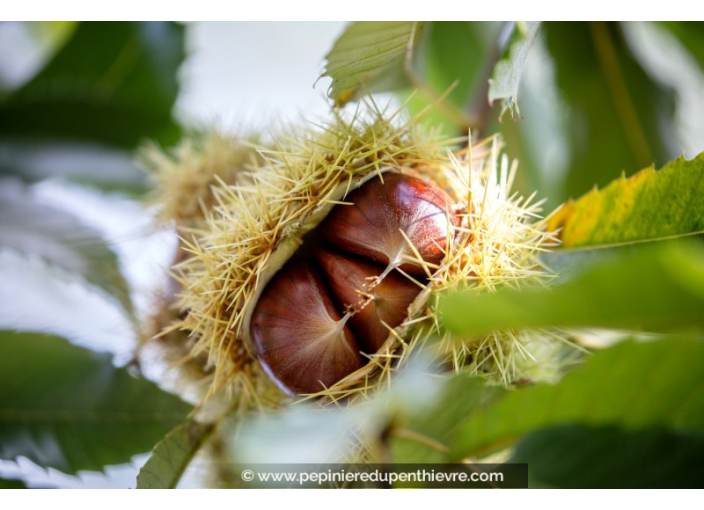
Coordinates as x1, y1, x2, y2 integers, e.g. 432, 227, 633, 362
250, 172, 458, 395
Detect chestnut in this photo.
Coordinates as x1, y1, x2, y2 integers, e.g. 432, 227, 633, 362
320, 172, 456, 277
315, 248, 424, 354
250, 256, 363, 395
250, 172, 458, 395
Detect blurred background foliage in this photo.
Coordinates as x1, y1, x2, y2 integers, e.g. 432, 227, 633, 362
0, 21, 703, 489
0, 21, 183, 193
323, 21, 704, 209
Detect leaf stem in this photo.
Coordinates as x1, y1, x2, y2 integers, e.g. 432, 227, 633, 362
589, 21, 653, 168
404, 22, 478, 132
392, 428, 449, 453
469, 21, 514, 136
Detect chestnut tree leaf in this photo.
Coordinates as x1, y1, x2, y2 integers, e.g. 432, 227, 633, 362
389, 374, 503, 463
0, 477, 28, 489
659, 22, 704, 72
0, 330, 191, 474
0, 183, 134, 319
488, 21, 541, 119
547, 153, 704, 249
0, 142, 149, 196
512, 425, 704, 488
136, 420, 214, 489
322, 22, 424, 106
0, 21, 183, 148
439, 241, 704, 337
450, 337, 704, 460
0, 22, 184, 195
229, 355, 447, 467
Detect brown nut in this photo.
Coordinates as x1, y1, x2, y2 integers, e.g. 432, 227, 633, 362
250, 256, 363, 394
250, 172, 458, 395
321, 172, 456, 277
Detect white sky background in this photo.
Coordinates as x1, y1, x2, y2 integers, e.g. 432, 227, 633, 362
177, 22, 346, 128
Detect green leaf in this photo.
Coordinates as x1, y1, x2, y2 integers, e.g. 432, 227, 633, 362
0, 142, 149, 196
452, 338, 704, 459
0, 330, 191, 474
659, 22, 704, 72
230, 355, 446, 465
439, 241, 704, 337
450, 337, 704, 460
322, 22, 423, 106
0, 183, 134, 319
390, 374, 503, 463
403, 22, 499, 134
544, 22, 677, 201
0, 21, 183, 148
0, 22, 78, 97
0, 477, 28, 489
513, 425, 704, 488
136, 420, 214, 489
488, 21, 541, 118
548, 153, 704, 249
494, 47, 567, 212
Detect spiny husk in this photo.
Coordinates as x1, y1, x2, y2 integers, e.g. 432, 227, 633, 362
158, 104, 567, 410
137, 128, 270, 414
140, 130, 263, 229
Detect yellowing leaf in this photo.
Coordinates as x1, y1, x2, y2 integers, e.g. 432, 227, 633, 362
548, 153, 704, 248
